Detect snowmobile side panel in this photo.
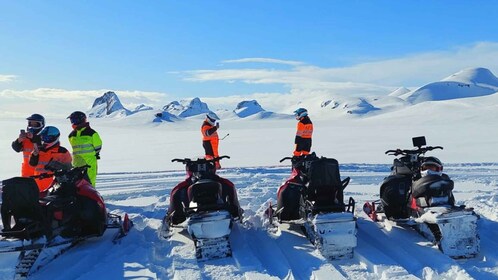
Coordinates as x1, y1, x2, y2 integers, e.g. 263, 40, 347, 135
415, 206, 479, 258
303, 212, 357, 260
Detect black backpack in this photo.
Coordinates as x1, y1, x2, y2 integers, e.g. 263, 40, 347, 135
305, 157, 345, 211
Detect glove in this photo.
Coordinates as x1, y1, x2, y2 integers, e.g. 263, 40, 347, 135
96, 153, 101, 160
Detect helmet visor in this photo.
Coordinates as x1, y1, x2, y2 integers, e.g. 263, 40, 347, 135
421, 164, 441, 172
69, 115, 83, 125
28, 120, 43, 129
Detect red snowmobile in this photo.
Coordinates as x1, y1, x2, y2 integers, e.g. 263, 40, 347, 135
363, 136, 479, 258
160, 156, 242, 261
0, 163, 132, 278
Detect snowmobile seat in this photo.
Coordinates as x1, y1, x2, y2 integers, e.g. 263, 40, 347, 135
1, 177, 43, 232
380, 175, 412, 219
276, 181, 305, 221
305, 158, 344, 210
187, 179, 225, 212
411, 174, 454, 207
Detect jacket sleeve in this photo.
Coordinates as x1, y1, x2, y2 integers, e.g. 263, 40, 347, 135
206, 126, 218, 136
92, 132, 103, 154
12, 139, 23, 152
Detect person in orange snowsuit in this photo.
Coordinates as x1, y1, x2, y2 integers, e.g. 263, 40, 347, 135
29, 126, 72, 192
11, 114, 45, 177
201, 112, 221, 169
293, 108, 313, 156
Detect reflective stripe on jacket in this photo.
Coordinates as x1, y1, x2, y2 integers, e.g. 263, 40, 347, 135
12, 138, 36, 177
295, 116, 313, 139
68, 124, 102, 167
29, 144, 72, 191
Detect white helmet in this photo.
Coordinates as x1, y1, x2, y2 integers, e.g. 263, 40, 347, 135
293, 108, 308, 120
206, 112, 217, 125
420, 156, 443, 177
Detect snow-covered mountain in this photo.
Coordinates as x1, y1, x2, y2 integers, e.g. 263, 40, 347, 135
133, 104, 153, 113
388, 87, 412, 97
401, 67, 498, 104
161, 97, 215, 118
88, 91, 132, 117
232, 100, 280, 119
80, 68, 498, 122
233, 100, 265, 118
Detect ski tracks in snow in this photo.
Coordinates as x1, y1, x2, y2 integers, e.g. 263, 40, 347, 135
20, 164, 494, 280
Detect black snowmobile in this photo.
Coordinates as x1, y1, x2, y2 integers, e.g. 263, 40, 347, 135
267, 153, 357, 260
0, 163, 132, 278
160, 156, 242, 261
363, 136, 479, 258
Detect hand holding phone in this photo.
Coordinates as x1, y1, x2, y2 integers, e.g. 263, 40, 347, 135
18, 129, 27, 141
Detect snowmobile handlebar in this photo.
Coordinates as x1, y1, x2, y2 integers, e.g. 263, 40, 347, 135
385, 146, 443, 156
279, 156, 293, 163
171, 156, 230, 164
31, 165, 91, 179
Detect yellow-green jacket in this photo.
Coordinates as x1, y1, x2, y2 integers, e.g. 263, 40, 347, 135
68, 123, 102, 187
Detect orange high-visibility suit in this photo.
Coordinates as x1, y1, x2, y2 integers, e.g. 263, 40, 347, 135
294, 115, 313, 156
201, 120, 220, 168
12, 137, 38, 177
29, 144, 72, 192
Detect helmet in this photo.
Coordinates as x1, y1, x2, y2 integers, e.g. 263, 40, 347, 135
293, 108, 308, 119
68, 111, 87, 125
39, 126, 60, 149
26, 113, 45, 134
205, 112, 217, 125
420, 156, 443, 177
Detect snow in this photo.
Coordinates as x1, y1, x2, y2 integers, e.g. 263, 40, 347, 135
401, 68, 498, 104
1, 68, 498, 279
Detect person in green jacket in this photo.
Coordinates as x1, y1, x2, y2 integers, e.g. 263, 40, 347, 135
67, 111, 102, 187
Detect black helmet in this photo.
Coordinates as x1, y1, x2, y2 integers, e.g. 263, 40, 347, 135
68, 111, 87, 125
421, 156, 443, 172
26, 113, 45, 134
39, 126, 60, 149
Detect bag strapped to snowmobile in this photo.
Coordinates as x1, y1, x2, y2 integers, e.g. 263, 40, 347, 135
305, 157, 351, 213
1, 177, 46, 239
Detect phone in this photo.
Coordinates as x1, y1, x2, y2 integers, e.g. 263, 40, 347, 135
20, 129, 26, 134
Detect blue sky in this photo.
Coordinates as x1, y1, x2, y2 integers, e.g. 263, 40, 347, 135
1, 1, 498, 98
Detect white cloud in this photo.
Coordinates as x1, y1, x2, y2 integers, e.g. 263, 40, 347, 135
222, 58, 304, 66
0, 75, 17, 83
184, 42, 498, 93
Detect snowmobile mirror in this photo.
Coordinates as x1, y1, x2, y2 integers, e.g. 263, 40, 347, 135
412, 136, 426, 148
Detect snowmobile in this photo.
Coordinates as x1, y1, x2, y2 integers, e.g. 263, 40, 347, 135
0, 162, 132, 278
267, 153, 357, 260
363, 136, 479, 258
160, 156, 241, 261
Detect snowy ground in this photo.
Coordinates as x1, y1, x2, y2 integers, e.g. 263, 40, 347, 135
1, 162, 496, 280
